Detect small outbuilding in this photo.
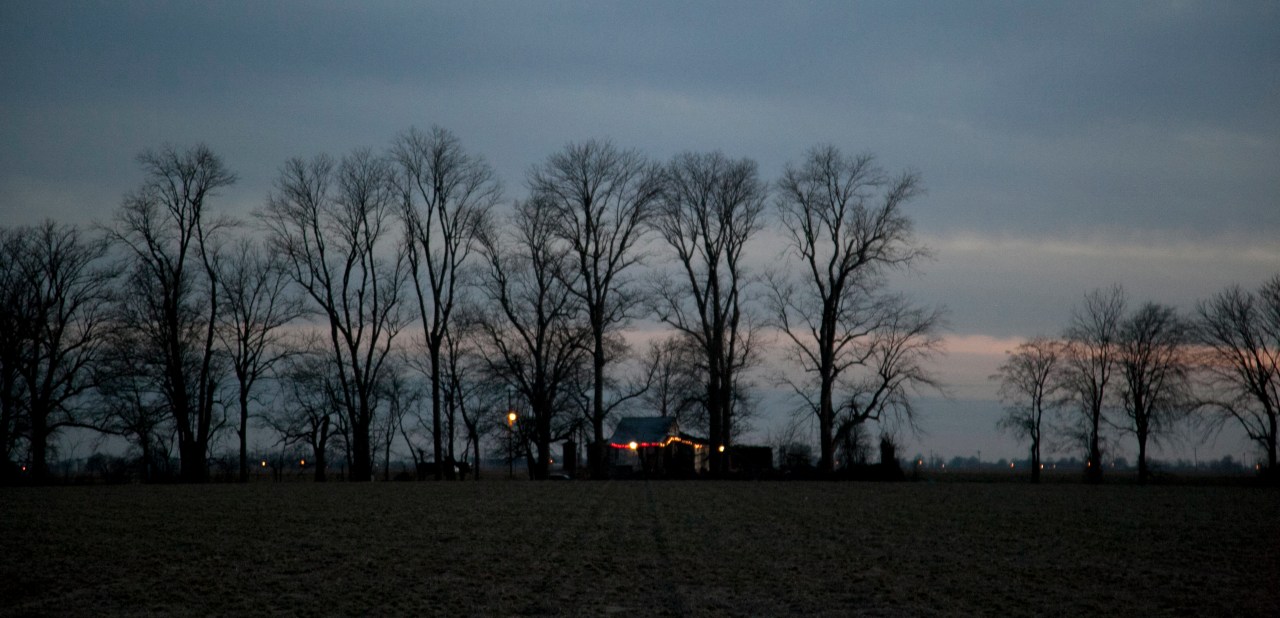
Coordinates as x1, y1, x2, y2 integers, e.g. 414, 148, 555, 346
608, 417, 707, 477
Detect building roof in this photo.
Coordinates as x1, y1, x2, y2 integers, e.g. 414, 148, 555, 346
608, 417, 679, 447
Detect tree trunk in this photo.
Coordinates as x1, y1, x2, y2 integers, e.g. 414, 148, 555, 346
1137, 434, 1149, 484
706, 372, 723, 476
1030, 441, 1041, 484
350, 413, 372, 482
179, 438, 208, 483
592, 329, 606, 478
314, 445, 327, 482
238, 388, 250, 483
430, 340, 443, 480
1268, 412, 1277, 473
1085, 407, 1103, 484
818, 380, 834, 475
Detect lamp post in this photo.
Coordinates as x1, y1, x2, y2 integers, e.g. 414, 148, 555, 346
507, 409, 517, 480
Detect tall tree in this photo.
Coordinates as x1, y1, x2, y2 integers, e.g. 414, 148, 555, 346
1115, 302, 1192, 483
11, 222, 115, 482
260, 150, 409, 482
993, 337, 1066, 483
1195, 276, 1280, 476
0, 228, 33, 480
216, 238, 305, 482
530, 139, 663, 478
770, 145, 937, 474
1062, 286, 1126, 483
475, 197, 588, 480
106, 144, 236, 482
652, 152, 766, 474
392, 126, 499, 479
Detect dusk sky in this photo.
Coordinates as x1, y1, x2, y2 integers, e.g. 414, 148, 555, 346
2, 1, 1277, 462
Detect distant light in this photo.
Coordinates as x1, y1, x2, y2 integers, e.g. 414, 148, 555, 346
300, 459, 306, 466
20, 465, 26, 472
718, 445, 725, 453
1010, 462, 1015, 469
628, 441, 638, 451
261, 460, 267, 468
508, 411, 517, 425
917, 459, 923, 466
1040, 464, 1044, 469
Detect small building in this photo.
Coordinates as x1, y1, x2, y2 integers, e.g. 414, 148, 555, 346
608, 417, 707, 477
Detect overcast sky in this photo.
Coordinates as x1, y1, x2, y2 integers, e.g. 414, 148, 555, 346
2, 1, 1277, 462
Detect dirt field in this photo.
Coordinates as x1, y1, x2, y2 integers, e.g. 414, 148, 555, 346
2, 480, 1276, 616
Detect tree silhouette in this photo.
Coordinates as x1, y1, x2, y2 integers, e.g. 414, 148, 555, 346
475, 197, 588, 480
260, 150, 409, 482
770, 145, 938, 475
1195, 276, 1280, 477
392, 126, 499, 479
651, 152, 766, 474
106, 145, 236, 482
216, 237, 305, 482
1062, 286, 1125, 483
1115, 302, 1192, 483
0, 223, 115, 482
994, 337, 1066, 483
531, 139, 663, 479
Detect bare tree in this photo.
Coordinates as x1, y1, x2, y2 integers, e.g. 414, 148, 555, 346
1195, 276, 1280, 476
0, 223, 114, 481
0, 229, 29, 480
652, 152, 766, 474
105, 144, 237, 482
1061, 285, 1126, 483
264, 349, 340, 482
94, 298, 173, 482
441, 315, 506, 480
216, 237, 305, 482
12, 223, 116, 482
530, 139, 663, 477
993, 337, 1066, 483
260, 150, 409, 482
826, 296, 944, 455
376, 361, 417, 481
770, 145, 937, 474
475, 197, 589, 480
392, 126, 499, 479
638, 335, 702, 424
1115, 303, 1192, 483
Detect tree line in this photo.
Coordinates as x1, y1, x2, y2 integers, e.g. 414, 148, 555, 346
994, 282, 1280, 484
3, 128, 1270, 484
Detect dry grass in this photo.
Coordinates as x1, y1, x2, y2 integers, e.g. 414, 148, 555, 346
2, 481, 1276, 616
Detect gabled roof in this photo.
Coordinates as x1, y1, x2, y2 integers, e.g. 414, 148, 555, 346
608, 417, 679, 446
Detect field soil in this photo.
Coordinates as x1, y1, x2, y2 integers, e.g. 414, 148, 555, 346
2, 481, 1276, 616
